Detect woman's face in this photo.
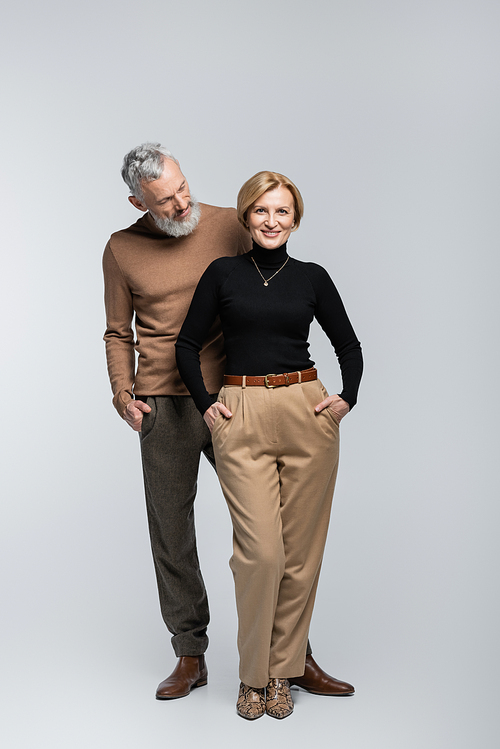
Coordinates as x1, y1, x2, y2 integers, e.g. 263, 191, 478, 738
246, 186, 295, 250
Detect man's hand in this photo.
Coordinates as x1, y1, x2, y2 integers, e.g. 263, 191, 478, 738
124, 400, 152, 432
314, 394, 350, 424
203, 401, 232, 433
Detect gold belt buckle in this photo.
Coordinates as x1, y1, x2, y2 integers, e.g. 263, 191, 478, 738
264, 373, 277, 388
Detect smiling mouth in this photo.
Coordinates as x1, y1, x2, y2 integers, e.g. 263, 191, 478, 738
262, 230, 279, 236
175, 205, 191, 220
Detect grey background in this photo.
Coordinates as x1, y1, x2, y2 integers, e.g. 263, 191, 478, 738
1, 0, 499, 746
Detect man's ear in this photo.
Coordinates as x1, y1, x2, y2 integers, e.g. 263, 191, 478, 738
128, 195, 147, 212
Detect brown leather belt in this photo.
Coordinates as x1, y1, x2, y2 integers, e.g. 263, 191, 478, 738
223, 367, 317, 389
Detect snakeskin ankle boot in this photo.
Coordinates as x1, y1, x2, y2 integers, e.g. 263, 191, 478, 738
266, 678, 294, 719
236, 682, 266, 720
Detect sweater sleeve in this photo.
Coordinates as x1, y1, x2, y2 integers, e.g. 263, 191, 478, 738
102, 242, 136, 417
306, 264, 363, 409
175, 260, 225, 414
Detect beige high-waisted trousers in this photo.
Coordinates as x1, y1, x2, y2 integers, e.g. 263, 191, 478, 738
212, 377, 340, 688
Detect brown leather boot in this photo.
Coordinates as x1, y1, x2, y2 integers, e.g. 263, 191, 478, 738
289, 655, 355, 695
155, 655, 208, 699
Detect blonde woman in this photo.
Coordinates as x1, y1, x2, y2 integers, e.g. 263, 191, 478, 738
176, 171, 362, 719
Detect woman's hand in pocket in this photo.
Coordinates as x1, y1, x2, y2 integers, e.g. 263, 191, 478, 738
204, 401, 233, 433
314, 394, 350, 423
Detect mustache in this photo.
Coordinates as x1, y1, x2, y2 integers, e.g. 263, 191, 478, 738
175, 201, 193, 216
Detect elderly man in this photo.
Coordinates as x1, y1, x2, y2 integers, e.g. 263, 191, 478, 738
103, 143, 355, 700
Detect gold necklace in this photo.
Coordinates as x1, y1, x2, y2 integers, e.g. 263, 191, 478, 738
251, 255, 290, 286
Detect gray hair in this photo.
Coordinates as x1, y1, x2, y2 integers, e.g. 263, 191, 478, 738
121, 142, 178, 200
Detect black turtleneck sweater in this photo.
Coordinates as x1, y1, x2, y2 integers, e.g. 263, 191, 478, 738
175, 241, 363, 415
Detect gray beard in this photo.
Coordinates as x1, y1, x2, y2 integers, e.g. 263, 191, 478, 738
151, 197, 201, 237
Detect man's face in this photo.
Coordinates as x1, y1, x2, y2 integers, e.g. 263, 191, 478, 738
129, 159, 201, 237
131, 159, 192, 220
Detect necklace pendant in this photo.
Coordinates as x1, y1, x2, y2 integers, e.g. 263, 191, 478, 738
264, 281, 269, 286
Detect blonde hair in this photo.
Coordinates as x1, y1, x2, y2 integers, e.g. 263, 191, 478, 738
237, 171, 304, 231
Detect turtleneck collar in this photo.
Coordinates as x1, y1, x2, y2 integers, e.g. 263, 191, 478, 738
250, 240, 289, 268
